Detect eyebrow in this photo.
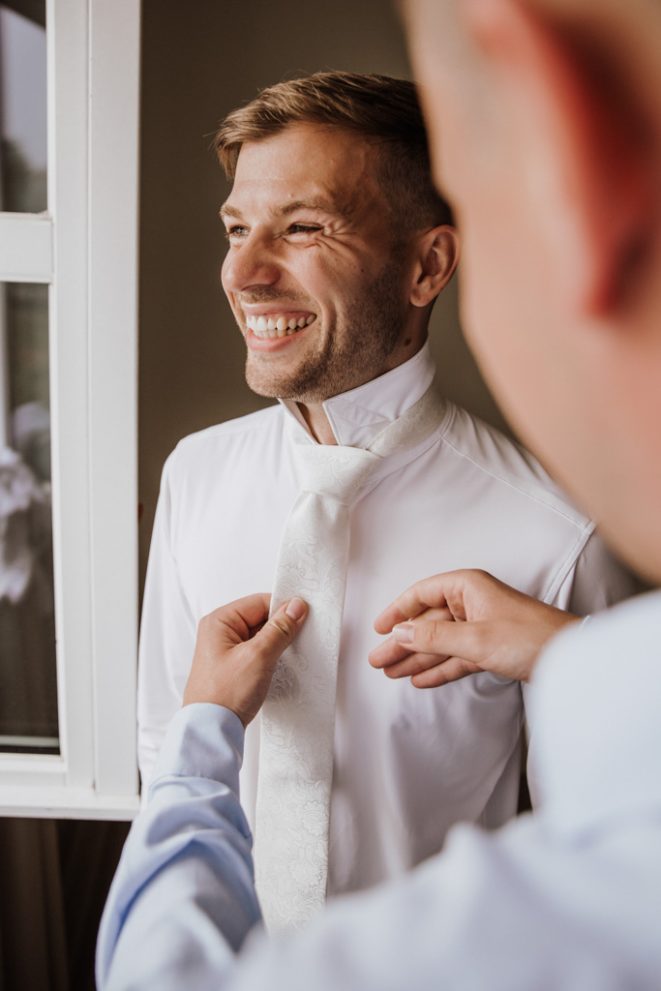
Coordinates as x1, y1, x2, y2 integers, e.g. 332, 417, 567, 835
219, 197, 353, 221
219, 203, 245, 221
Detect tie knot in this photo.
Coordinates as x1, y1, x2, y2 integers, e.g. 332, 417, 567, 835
296, 444, 380, 503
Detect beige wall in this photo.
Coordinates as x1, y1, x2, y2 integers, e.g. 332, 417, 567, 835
138, 0, 510, 582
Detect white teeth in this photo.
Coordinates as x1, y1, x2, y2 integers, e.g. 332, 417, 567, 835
245, 313, 317, 338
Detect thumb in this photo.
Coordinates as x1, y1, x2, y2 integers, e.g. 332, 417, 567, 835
248, 597, 309, 667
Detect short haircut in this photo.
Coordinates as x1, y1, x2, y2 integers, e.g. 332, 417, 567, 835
214, 71, 453, 233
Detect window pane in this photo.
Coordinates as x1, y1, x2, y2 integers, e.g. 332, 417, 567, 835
0, 1, 47, 213
0, 282, 57, 754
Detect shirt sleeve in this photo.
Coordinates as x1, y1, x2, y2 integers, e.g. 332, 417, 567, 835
96, 690, 661, 991
99, 608, 661, 991
138, 451, 198, 790
96, 704, 262, 990
524, 527, 642, 782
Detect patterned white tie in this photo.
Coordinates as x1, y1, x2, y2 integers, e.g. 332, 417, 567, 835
254, 385, 446, 931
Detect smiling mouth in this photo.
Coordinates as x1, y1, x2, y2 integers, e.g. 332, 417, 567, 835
245, 312, 317, 340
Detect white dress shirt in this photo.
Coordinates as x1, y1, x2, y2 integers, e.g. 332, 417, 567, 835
99, 591, 661, 991
138, 342, 636, 895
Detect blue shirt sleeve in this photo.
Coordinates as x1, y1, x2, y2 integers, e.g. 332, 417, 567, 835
97, 597, 661, 991
96, 704, 263, 990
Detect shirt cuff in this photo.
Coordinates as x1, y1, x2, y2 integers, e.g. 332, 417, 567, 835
150, 704, 246, 795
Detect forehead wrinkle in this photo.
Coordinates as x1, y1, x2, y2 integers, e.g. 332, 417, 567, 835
277, 196, 357, 220
220, 193, 359, 224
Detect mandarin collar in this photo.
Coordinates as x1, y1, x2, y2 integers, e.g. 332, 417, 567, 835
279, 341, 435, 448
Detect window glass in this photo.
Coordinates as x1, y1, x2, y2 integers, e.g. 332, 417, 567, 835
0, 281, 57, 753
0, 1, 47, 213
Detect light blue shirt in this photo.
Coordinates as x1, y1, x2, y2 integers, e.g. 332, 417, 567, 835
97, 592, 661, 990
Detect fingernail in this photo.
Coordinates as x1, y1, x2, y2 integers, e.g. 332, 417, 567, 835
285, 597, 307, 621
393, 623, 414, 644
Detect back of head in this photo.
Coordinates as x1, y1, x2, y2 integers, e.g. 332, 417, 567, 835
215, 71, 453, 234
403, 0, 661, 582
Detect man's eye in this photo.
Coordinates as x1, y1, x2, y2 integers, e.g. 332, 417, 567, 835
225, 225, 248, 240
287, 223, 322, 236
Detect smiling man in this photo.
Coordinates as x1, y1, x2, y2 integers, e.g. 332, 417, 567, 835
219, 123, 419, 427
136, 71, 634, 927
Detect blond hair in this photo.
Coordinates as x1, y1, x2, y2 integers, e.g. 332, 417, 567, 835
214, 71, 453, 232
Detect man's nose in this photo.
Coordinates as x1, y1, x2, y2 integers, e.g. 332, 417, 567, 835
222, 235, 281, 294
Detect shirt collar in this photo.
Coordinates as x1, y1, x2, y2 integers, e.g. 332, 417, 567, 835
279, 341, 436, 448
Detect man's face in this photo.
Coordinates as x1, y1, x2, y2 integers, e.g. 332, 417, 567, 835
220, 123, 414, 403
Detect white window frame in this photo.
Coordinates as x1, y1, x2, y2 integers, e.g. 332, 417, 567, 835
0, 0, 141, 819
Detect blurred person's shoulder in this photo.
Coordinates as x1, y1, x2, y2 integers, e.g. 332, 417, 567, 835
530, 589, 661, 832
538, 589, 661, 691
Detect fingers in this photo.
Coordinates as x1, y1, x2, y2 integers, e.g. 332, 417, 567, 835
371, 616, 496, 685
373, 569, 494, 634
379, 650, 450, 679
231, 592, 272, 628
392, 617, 487, 663
371, 627, 481, 689
185, 596, 309, 723
205, 592, 273, 646
411, 657, 481, 689
371, 574, 575, 690
374, 575, 451, 634
369, 638, 416, 670
369, 607, 452, 669
244, 597, 308, 667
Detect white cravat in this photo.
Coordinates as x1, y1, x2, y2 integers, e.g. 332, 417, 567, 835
254, 384, 446, 931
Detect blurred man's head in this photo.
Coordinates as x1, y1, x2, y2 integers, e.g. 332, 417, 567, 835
216, 72, 458, 403
403, 0, 661, 582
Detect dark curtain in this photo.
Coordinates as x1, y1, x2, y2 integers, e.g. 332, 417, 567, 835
0, 818, 129, 991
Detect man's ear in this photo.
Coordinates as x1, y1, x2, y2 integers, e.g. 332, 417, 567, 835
409, 225, 460, 308
462, 0, 657, 316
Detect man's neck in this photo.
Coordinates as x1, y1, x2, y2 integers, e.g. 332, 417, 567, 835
296, 402, 336, 445
290, 339, 433, 446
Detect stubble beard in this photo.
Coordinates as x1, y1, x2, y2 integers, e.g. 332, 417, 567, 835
244, 261, 408, 403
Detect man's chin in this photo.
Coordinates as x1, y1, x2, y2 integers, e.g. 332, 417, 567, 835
245, 369, 303, 402
245, 359, 326, 403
